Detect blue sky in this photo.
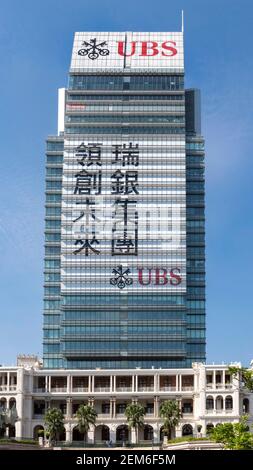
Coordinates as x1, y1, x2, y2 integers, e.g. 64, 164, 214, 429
0, 0, 253, 366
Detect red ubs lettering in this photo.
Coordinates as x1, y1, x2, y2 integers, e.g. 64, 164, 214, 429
117, 41, 177, 57
138, 268, 182, 286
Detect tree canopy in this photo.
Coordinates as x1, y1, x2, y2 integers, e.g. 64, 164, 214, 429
210, 416, 253, 450
229, 366, 253, 392
75, 404, 97, 442
125, 403, 145, 442
44, 407, 64, 441
159, 400, 181, 437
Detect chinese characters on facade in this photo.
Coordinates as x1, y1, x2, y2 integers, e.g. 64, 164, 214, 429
73, 142, 139, 257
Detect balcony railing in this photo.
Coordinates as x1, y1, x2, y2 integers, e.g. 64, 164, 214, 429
215, 384, 223, 389
116, 387, 132, 392
160, 386, 176, 391
72, 387, 89, 392
97, 413, 111, 419
51, 387, 67, 392
182, 386, 194, 391
206, 409, 233, 414
206, 383, 232, 390
0, 385, 17, 392
33, 388, 46, 393
33, 413, 45, 419
138, 386, 154, 392
94, 387, 111, 392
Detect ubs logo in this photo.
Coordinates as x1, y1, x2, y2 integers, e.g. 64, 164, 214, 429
78, 38, 110, 60
77, 38, 178, 60
110, 266, 182, 290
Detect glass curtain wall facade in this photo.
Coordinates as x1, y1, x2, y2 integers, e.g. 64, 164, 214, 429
43, 32, 205, 369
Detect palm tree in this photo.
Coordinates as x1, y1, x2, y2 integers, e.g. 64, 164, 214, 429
159, 400, 181, 441
125, 403, 145, 444
44, 407, 64, 443
75, 404, 97, 445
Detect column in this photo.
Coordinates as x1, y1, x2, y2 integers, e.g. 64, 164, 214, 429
66, 398, 72, 418
153, 397, 157, 418
88, 397, 94, 407
48, 376, 51, 393
153, 423, 160, 444
194, 373, 198, 392
155, 396, 160, 418
131, 428, 136, 444
45, 398, 51, 412
7, 372, 10, 391
15, 369, 24, 439
110, 427, 116, 444
110, 376, 113, 393
176, 375, 179, 391
87, 428, 94, 444
110, 398, 114, 418
222, 370, 225, 388
155, 374, 160, 392
28, 396, 34, 438
113, 376, 116, 392
66, 424, 72, 443
135, 376, 138, 392
178, 375, 182, 392
45, 376, 48, 393
212, 370, 215, 388
113, 398, 116, 418
213, 395, 216, 411
175, 425, 181, 438
233, 389, 240, 416
67, 375, 71, 393
132, 375, 135, 392
88, 376, 92, 393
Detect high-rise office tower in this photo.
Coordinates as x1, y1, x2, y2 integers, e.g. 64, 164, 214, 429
44, 31, 205, 369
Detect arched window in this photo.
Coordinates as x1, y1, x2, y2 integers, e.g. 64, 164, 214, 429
216, 396, 223, 410
144, 425, 153, 441
243, 398, 249, 413
182, 424, 193, 436
95, 425, 110, 442
9, 398, 16, 409
206, 423, 214, 434
225, 396, 233, 410
0, 398, 7, 410
206, 396, 214, 410
73, 426, 87, 442
116, 425, 129, 443
33, 425, 44, 439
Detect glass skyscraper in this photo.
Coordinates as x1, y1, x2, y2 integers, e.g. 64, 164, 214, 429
43, 31, 205, 369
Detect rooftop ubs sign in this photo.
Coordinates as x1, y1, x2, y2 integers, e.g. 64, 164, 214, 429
71, 32, 184, 70
78, 37, 178, 60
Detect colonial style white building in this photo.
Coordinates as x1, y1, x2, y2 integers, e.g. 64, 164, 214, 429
0, 356, 252, 444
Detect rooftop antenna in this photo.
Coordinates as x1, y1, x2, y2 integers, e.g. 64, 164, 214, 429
181, 10, 184, 33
